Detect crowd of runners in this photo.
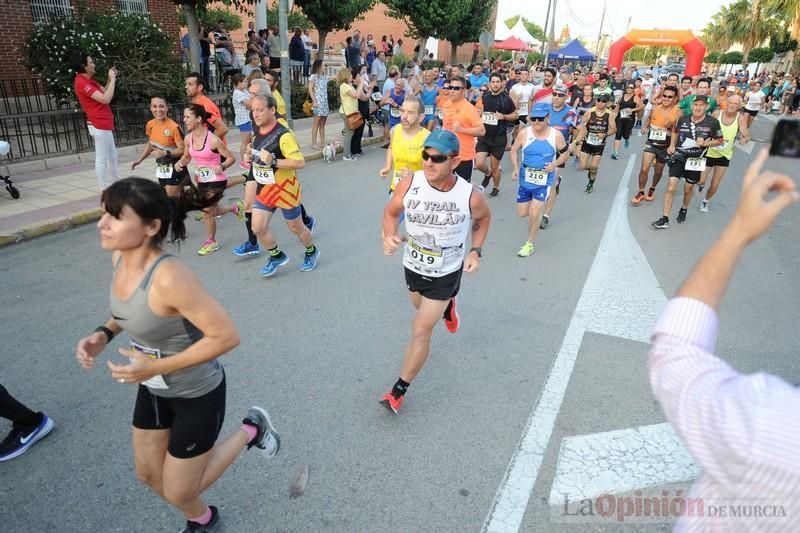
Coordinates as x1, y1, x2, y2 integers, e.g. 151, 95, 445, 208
1, 32, 786, 533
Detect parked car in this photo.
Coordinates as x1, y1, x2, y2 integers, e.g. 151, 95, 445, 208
660, 63, 686, 75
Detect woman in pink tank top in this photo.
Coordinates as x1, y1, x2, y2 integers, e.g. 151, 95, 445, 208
175, 104, 243, 256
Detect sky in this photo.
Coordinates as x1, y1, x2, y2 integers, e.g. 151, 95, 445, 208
495, 0, 728, 43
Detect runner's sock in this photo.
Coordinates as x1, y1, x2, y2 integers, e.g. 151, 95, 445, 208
391, 378, 410, 399
300, 204, 311, 226
244, 212, 257, 245
241, 423, 257, 444
268, 246, 284, 258
305, 245, 316, 256
443, 299, 453, 320
189, 507, 213, 526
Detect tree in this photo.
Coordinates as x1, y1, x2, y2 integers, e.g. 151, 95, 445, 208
435, 0, 495, 63
769, 28, 798, 55
503, 15, 545, 42
178, 7, 242, 33
384, 1, 445, 60
765, 0, 800, 41
704, 51, 721, 63
720, 51, 744, 65
748, 47, 775, 71
175, 0, 252, 72
267, 4, 313, 31
294, 0, 376, 60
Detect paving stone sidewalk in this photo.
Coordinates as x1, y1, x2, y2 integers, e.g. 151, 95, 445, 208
0, 113, 382, 246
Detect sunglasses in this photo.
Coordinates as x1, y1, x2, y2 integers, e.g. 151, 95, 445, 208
422, 151, 452, 163
553, 92, 567, 97
442, 85, 464, 91
530, 116, 547, 122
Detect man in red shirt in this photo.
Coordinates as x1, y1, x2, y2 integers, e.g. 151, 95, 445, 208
185, 73, 228, 140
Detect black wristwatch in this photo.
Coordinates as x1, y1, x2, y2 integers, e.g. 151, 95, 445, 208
94, 326, 114, 343
470, 247, 483, 257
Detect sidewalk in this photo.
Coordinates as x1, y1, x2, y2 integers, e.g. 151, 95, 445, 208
0, 113, 383, 246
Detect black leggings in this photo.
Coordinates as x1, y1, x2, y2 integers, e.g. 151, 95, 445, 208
351, 121, 365, 155
0, 383, 39, 427
615, 117, 635, 140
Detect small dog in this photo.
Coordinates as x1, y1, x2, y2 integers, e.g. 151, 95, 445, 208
322, 141, 340, 163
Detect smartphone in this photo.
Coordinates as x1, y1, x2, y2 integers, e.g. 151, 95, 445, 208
769, 119, 800, 158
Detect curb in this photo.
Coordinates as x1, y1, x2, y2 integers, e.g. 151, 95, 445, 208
0, 136, 384, 248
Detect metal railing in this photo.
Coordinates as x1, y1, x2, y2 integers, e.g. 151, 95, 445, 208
0, 78, 67, 115
1, 96, 234, 161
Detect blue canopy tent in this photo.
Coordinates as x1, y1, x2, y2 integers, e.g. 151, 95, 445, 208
547, 39, 595, 62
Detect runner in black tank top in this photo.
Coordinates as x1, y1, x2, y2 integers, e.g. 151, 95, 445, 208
573, 94, 616, 193
612, 83, 643, 159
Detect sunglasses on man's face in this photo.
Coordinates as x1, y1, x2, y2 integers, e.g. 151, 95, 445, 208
530, 116, 547, 122
422, 151, 452, 164
443, 85, 464, 91
553, 92, 567, 97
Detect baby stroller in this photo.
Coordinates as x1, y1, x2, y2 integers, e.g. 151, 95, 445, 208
0, 141, 20, 199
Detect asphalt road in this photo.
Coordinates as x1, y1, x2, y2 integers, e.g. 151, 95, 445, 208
1, 112, 797, 533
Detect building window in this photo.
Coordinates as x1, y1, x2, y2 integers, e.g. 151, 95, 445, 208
117, 0, 148, 15
29, 0, 72, 24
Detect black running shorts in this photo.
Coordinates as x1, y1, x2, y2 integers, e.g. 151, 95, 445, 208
454, 160, 473, 183
643, 143, 669, 163
405, 267, 462, 301
476, 135, 507, 160
705, 155, 730, 168
133, 376, 226, 459
581, 142, 605, 156
667, 160, 702, 184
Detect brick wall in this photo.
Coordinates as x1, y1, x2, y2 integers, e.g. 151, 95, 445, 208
0, 0, 182, 80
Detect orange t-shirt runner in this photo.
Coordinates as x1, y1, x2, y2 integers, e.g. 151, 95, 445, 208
441, 98, 482, 161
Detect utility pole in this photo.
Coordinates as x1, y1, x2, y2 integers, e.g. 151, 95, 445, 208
541, 0, 552, 61
593, 1, 606, 64
255, 0, 266, 31
549, 0, 558, 58
278, 0, 292, 129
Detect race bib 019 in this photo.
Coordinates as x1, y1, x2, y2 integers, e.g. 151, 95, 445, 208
404, 237, 444, 270
155, 164, 172, 181
252, 164, 275, 185
586, 132, 604, 145
649, 127, 667, 142
482, 112, 499, 125
424, 105, 434, 116
195, 167, 216, 183
130, 341, 169, 390
685, 157, 706, 172
524, 167, 548, 186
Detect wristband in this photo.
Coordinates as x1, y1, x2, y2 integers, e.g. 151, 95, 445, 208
470, 247, 483, 258
94, 326, 114, 343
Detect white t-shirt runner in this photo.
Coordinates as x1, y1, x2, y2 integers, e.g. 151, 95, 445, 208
511, 82, 535, 117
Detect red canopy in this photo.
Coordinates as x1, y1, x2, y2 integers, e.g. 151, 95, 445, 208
493, 36, 532, 51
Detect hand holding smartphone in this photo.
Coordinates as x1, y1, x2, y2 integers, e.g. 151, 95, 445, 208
769, 119, 800, 158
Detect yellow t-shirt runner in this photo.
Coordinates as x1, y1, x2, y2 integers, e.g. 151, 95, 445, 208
254, 123, 305, 209
389, 126, 430, 191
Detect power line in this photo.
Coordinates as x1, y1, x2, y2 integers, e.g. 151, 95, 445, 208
563, 0, 604, 29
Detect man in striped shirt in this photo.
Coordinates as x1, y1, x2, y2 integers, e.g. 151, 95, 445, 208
649, 148, 799, 531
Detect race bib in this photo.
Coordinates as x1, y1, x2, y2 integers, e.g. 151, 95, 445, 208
649, 127, 667, 142
155, 164, 172, 181
519, 102, 529, 115
404, 237, 444, 270
524, 167, 548, 186
390, 107, 401, 118
130, 341, 168, 390
685, 157, 706, 172
620, 108, 632, 118
195, 167, 216, 183
437, 108, 444, 120
424, 105, 434, 116
586, 132, 604, 145
482, 112, 499, 125
253, 164, 275, 185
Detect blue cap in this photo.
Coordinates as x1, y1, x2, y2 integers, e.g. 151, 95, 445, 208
530, 102, 550, 118
423, 129, 460, 155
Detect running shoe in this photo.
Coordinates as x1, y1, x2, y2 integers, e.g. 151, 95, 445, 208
651, 216, 670, 229
697, 184, 705, 193
677, 208, 687, 224
379, 391, 404, 415
443, 296, 459, 333
539, 214, 550, 229
179, 505, 221, 533
517, 242, 535, 257
239, 161, 251, 171
645, 188, 656, 201
631, 192, 645, 205
197, 239, 219, 256
260, 253, 290, 277
489, 187, 500, 197
585, 181, 594, 194
611, 151, 619, 160
242, 406, 281, 458
381, 143, 390, 149
343, 155, 357, 161
305, 215, 317, 234
476, 185, 485, 193
232, 241, 261, 257
194, 213, 205, 222
0, 413, 54, 462
235, 200, 245, 222
481, 173, 492, 189
299, 247, 320, 272
699, 199, 709, 212
624, 139, 630, 149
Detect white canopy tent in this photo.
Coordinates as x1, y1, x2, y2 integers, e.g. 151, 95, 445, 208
494, 17, 542, 47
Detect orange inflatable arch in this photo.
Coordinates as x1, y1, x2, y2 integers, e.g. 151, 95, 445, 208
607, 30, 706, 76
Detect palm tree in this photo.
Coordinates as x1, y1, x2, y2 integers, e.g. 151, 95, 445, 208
765, 0, 800, 40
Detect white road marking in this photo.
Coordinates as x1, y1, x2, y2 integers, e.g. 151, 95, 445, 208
482, 156, 668, 532
548, 423, 699, 504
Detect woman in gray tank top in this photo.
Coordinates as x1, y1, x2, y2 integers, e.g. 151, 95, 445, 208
75, 177, 281, 533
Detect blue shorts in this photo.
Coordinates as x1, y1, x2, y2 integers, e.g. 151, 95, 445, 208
422, 115, 436, 127
516, 184, 551, 203
253, 199, 302, 220
238, 122, 253, 133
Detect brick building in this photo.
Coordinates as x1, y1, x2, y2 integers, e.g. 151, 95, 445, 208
0, 0, 181, 79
